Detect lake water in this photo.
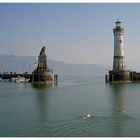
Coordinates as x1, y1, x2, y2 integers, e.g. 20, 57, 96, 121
0, 75, 140, 137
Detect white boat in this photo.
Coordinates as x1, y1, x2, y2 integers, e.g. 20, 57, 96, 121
15, 76, 30, 83
11, 76, 30, 83
11, 77, 18, 82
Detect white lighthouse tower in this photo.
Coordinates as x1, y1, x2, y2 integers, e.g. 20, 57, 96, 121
106, 21, 130, 82
113, 21, 125, 72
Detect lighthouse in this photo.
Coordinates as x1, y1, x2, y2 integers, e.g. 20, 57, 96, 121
106, 21, 131, 83
113, 21, 125, 72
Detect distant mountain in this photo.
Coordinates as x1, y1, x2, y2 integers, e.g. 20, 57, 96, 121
0, 54, 106, 75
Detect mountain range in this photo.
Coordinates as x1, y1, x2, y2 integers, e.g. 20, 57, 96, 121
0, 54, 107, 75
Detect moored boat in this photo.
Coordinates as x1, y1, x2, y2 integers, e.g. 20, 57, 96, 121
11, 76, 30, 83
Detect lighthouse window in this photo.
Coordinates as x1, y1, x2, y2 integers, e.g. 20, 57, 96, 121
120, 40, 122, 43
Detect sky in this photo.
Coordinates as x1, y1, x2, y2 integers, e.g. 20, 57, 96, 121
1, 3, 140, 69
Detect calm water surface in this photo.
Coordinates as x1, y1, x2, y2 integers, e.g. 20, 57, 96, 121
0, 75, 140, 137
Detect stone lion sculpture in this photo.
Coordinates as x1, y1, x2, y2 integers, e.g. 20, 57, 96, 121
40, 46, 46, 55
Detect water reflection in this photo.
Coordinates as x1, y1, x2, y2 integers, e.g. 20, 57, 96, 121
32, 83, 52, 89
34, 87, 49, 123
109, 84, 126, 136
110, 84, 125, 113
32, 85, 52, 136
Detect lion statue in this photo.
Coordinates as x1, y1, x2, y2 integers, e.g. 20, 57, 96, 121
39, 46, 46, 55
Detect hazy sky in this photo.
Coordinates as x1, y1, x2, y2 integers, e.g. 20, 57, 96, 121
1, 3, 140, 68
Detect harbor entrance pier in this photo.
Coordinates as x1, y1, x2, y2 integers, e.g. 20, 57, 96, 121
32, 46, 58, 86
